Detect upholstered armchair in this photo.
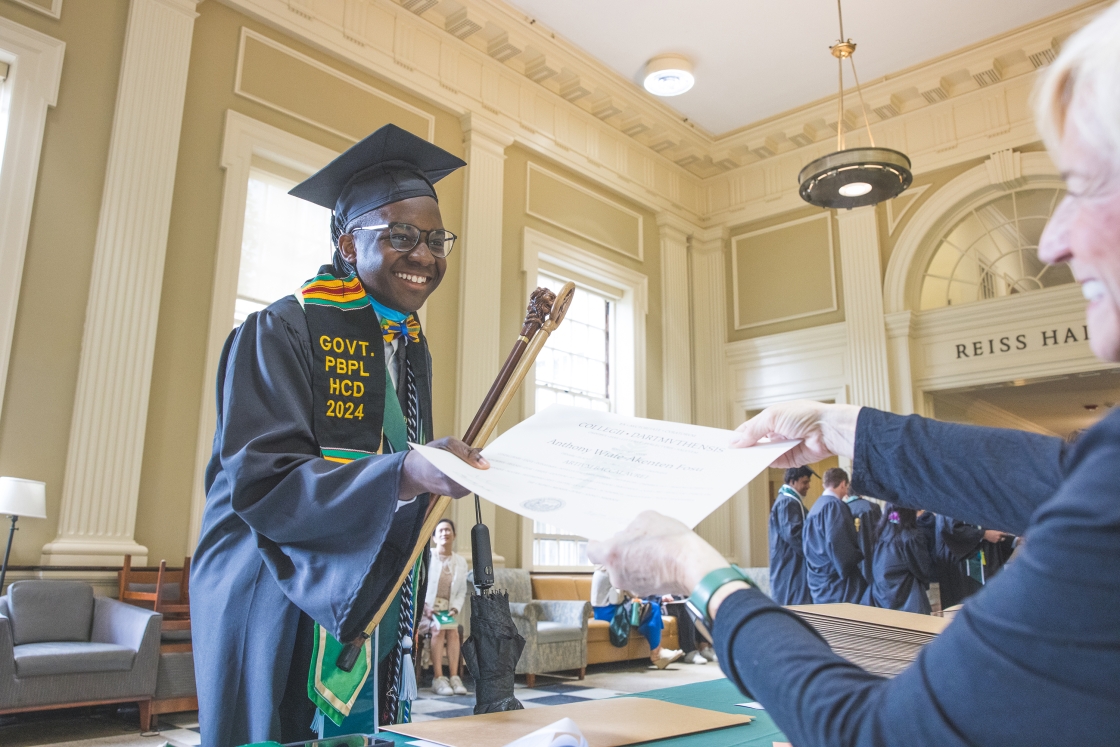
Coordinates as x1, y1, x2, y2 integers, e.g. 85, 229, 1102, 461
489, 568, 590, 687
0, 580, 162, 726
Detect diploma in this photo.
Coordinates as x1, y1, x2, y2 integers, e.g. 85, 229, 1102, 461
412, 405, 797, 541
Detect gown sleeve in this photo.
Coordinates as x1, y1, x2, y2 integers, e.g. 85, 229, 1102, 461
851, 409, 1068, 536
904, 532, 935, 585
712, 410, 1120, 746
824, 501, 863, 576
217, 303, 427, 642
776, 498, 805, 546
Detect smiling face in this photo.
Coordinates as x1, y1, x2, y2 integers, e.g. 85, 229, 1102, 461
1038, 104, 1120, 363
434, 520, 455, 549
338, 195, 446, 313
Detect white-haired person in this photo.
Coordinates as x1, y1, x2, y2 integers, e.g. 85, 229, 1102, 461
588, 4, 1120, 745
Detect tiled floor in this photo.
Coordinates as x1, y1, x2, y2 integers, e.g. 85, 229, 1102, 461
0, 657, 725, 746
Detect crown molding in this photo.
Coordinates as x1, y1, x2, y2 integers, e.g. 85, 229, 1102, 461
217, 0, 1103, 226
216, 0, 706, 221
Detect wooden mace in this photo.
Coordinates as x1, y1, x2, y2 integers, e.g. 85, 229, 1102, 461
336, 281, 575, 671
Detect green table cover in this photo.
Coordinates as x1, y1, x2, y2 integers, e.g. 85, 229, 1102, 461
378, 678, 789, 746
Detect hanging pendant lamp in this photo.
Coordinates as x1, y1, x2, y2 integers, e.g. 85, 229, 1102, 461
798, 0, 912, 209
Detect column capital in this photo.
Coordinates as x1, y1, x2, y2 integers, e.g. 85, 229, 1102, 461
834, 204, 877, 226
655, 212, 696, 240
692, 224, 728, 254
460, 112, 514, 154
155, 0, 204, 17
884, 310, 914, 339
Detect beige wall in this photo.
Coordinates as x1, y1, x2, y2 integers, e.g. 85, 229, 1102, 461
0, 0, 1066, 574
0, 0, 130, 566
136, 2, 466, 564
493, 146, 663, 566
726, 204, 845, 342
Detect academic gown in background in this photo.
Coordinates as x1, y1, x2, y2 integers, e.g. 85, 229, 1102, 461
845, 496, 882, 586
191, 297, 432, 747
768, 489, 812, 605
870, 523, 935, 613
803, 492, 867, 604
933, 515, 985, 609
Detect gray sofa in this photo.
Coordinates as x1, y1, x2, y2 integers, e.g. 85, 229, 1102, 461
490, 568, 590, 687
0, 580, 161, 725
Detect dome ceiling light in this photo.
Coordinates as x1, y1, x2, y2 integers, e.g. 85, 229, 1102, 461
643, 53, 695, 97
798, 0, 912, 210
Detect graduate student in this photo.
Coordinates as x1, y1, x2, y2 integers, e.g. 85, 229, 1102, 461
870, 505, 935, 614
191, 125, 487, 747
843, 479, 882, 587
803, 467, 866, 604
768, 466, 814, 605
589, 6, 1120, 743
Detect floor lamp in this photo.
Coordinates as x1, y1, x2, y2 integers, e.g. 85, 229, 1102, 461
0, 477, 47, 594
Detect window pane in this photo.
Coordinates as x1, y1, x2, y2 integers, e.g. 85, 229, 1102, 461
236, 170, 332, 326
921, 187, 1068, 310
531, 274, 613, 567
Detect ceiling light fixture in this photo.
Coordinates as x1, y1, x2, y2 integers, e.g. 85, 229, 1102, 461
643, 54, 694, 97
798, 0, 912, 210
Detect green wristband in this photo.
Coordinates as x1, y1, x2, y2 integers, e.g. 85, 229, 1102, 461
685, 565, 751, 639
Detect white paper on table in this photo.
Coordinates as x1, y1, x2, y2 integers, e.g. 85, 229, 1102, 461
737, 701, 765, 709
501, 717, 588, 747
412, 405, 798, 541
406, 741, 448, 747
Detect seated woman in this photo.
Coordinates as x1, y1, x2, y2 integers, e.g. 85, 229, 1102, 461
590, 567, 683, 669
870, 505, 935, 614
423, 519, 468, 696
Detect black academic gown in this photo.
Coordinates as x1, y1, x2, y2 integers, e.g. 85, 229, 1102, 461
933, 516, 985, 609
846, 496, 882, 586
870, 523, 935, 614
191, 297, 432, 747
803, 492, 867, 604
768, 489, 812, 605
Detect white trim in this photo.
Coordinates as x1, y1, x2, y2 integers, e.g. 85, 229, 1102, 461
525, 161, 644, 261
885, 184, 930, 235
731, 213, 836, 330
234, 27, 435, 144
521, 227, 648, 421
0, 16, 63, 426
7, 0, 62, 19
883, 151, 1061, 314
188, 110, 339, 550
725, 322, 849, 412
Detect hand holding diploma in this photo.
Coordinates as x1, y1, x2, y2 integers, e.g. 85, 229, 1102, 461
410, 405, 798, 541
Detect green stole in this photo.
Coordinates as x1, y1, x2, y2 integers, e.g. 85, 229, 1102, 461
296, 266, 427, 725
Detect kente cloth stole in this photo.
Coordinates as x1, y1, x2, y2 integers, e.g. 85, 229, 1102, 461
296, 266, 429, 726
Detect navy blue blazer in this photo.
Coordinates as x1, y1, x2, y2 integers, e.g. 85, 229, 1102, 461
713, 407, 1120, 746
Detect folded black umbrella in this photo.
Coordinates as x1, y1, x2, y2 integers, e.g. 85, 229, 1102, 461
461, 590, 525, 714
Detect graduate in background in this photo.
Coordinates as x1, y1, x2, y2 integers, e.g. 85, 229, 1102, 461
843, 477, 882, 588
869, 505, 935, 614
191, 125, 487, 747
803, 467, 866, 604
768, 466, 815, 605
919, 514, 1006, 609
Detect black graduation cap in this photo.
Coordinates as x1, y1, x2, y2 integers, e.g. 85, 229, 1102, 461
289, 123, 465, 241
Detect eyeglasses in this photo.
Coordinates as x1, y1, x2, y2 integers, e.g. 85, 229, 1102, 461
350, 222, 457, 258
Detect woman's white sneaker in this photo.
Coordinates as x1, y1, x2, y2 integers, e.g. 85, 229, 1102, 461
432, 676, 454, 696
449, 675, 468, 695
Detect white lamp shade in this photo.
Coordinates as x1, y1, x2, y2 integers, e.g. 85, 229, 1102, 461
0, 477, 47, 519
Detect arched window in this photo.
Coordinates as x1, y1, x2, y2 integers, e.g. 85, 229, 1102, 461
919, 187, 1071, 310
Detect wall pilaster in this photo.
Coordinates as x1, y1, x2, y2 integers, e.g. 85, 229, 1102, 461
453, 113, 514, 563
689, 227, 733, 557
42, 0, 200, 565
837, 207, 892, 413
657, 214, 693, 424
